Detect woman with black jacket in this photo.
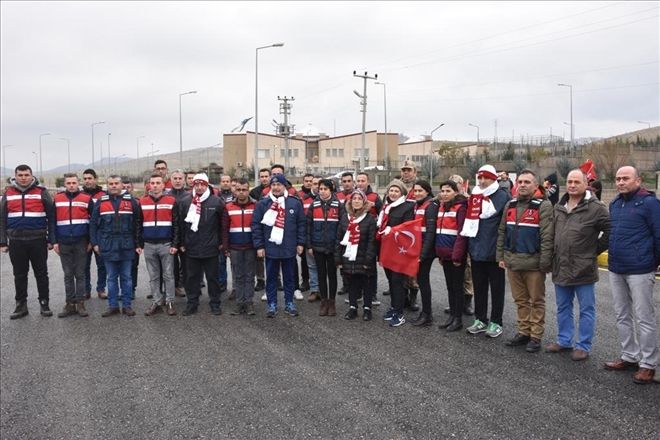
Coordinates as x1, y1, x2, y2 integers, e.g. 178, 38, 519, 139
307, 179, 344, 317
336, 190, 377, 321
378, 179, 416, 327
435, 180, 469, 332
410, 180, 439, 327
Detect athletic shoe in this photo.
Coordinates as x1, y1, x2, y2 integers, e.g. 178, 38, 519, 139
371, 295, 381, 306
383, 308, 396, 321
294, 289, 303, 300
266, 303, 277, 318
485, 322, 503, 338
284, 302, 299, 317
389, 313, 405, 327
466, 319, 488, 334
344, 297, 362, 304
261, 293, 267, 301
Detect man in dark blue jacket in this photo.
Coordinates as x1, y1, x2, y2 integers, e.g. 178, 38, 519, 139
90, 175, 142, 317
604, 166, 660, 385
252, 174, 306, 318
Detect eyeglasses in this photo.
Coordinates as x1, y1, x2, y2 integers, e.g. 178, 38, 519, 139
155, 166, 167, 171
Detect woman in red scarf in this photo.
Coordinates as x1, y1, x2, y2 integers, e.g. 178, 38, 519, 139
336, 190, 377, 321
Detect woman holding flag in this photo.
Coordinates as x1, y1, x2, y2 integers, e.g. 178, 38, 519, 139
377, 179, 416, 327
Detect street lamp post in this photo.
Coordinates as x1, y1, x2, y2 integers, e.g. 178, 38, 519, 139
136, 136, 145, 177
59, 138, 71, 172
255, 43, 284, 184
637, 120, 651, 129
114, 154, 126, 171
38, 133, 51, 178
468, 123, 480, 146
179, 90, 197, 168
91, 121, 105, 166
374, 81, 388, 166
107, 133, 112, 170
32, 152, 38, 170
353, 71, 378, 171
429, 123, 444, 184
557, 83, 573, 152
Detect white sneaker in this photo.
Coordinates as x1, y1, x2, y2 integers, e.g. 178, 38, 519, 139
261, 293, 267, 302
294, 289, 303, 300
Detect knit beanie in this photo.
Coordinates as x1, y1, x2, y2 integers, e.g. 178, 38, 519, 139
386, 178, 407, 197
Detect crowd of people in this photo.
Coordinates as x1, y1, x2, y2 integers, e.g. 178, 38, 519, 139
0, 159, 658, 384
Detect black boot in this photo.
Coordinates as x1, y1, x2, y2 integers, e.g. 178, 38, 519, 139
410, 311, 425, 324
412, 312, 433, 327
407, 289, 420, 312
446, 317, 463, 332
438, 316, 455, 329
39, 300, 53, 317
463, 295, 474, 315
10, 301, 28, 320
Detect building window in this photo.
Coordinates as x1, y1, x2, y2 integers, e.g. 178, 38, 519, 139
355, 148, 369, 158
338, 148, 344, 157
257, 149, 270, 159
279, 149, 299, 158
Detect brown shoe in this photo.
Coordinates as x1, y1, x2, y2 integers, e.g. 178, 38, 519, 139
545, 342, 573, 353
604, 359, 639, 371
76, 301, 89, 317
57, 302, 77, 318
228, 290, 236, 301
165, 302, 177, 316
144, 303, 162, 316
632, 368, 655, 384
97, 290, 107, 299
571, 349, 589, 361
319, 299, 328, 316
122, 307, 136, 317
101, 307, 120, 317
308, 292, 319, 302
175, 287, 186, 297
84, 292, 91, 300
327, 300, 336, 317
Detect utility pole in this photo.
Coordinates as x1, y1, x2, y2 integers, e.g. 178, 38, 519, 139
493, 119, 498, 151
277, 96, 295, 173
353, 70, 378, 171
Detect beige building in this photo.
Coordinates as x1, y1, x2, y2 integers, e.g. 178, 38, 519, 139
223, 129, 399, 176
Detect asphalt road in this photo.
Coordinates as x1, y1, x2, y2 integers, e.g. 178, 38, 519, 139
1, 252, 658, 440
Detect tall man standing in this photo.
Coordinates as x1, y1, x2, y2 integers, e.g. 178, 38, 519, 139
546, 169, 610, 361
179, 173, 225, 316
169, 169, 190, 297
139, 174, 180, 316
250, 168, 271, 293
82, 168, 107, 299
217, 174, 233, 294
53, 173, 94, 318
497, 170, 553, 353
0, 165, 55, 319
252, 174, 306, 318
356, 172, 383, 306
604, 166, 660, 384
90, 175, 142, 317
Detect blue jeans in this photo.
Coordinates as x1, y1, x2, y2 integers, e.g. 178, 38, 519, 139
105, 259, 133, 309
554, 283, 596, 352
218, 252, 227, 286
306, 252, 319, 291
265, 257, 295, 306
85, 251, 107, 293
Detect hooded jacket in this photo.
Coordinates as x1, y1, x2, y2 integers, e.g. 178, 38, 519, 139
415, 195, 439, 260
435, 195, 468, 263
335, 199, 377, 274
608, 187, 660, 274
496, 187, 554, 272
90, 192, 142, 261
306, 193, 345, 254
467, 187, 510, 262
0, 176, 55, 245
252, 193, 306, 259
179, 192, 224, 259
552, 190, 610, 285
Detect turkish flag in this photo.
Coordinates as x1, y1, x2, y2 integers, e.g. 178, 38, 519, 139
379, 218, 423, 277
580, 159, 598, 181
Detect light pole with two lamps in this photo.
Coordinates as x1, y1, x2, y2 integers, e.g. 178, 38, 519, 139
428, 123, 444, 184
374, 81, 388, 166
179, 90, 197, 168
255, 43, 284, 185
91, 121, 105, 165
557, 83, 574, 152
58, 138, 71, 172
38, 132, 51, 178
468, 123, 480, 146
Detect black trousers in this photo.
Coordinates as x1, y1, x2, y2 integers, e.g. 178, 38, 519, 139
174, 251, 186, 289
314, 251, 337, 300
132, 251, 140, 294
417, 257, 435, 315
384, 268, 407, 314
443, 260, 466, 318
9, 238, 49, 303
186, 255, 222, 308
346, 273, 371, 308
471, 260, 505, 325
300, 251, 309, 284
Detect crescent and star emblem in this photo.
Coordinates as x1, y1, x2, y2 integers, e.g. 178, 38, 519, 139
394, 231, 416, 254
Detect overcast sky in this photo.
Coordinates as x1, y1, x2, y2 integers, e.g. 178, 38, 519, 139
1, 1, 658, 171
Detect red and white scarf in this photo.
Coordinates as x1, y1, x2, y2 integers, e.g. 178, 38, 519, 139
376, 195, 406, 238
184, 187, 210, 232
460, 181, 499, 237
261, 192, 287, 245
340, 212, 367, 261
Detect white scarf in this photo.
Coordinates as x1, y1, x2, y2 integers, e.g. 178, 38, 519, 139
460, 180, 500, 238
261, 192, 287, 245
377, 195, 406, 236
340, 212, 367, 261
184, 188, 210, 232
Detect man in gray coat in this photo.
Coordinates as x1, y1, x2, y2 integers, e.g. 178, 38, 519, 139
546, 169, 610, 361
